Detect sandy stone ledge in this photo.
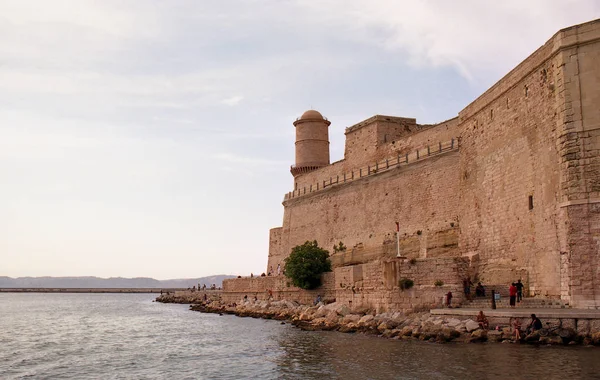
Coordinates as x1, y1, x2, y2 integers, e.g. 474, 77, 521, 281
156, 294, 600, 346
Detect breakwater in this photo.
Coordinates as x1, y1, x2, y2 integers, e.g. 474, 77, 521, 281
156, 292, 600, 346
0, 288, 186, 293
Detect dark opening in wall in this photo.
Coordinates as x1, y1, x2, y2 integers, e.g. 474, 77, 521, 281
525, 85, 529, 97
529, 195, 534, 210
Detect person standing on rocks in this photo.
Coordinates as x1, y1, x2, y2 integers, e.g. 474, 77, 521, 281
463, 278, 473, 301
516, 279, 524, 303
277, 264, 281, 276
509, 283, 517, 308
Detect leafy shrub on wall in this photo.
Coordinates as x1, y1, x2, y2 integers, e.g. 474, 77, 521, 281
284, 240, 332, 290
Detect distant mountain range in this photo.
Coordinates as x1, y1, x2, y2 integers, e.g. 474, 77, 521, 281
0, 275, 235, 289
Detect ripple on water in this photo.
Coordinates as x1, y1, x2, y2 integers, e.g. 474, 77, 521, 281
1, 293, 599, 380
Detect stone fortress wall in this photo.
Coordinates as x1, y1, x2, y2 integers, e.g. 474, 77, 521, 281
224, 19, 600, 311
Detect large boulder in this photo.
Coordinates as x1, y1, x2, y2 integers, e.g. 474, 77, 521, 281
540, 335, 563, 345
401, 326, 413, 337
314, 305, 328, 318
446, 318, 462, 328
559, 328, 577, 342
487, 330, 503, 343
358, 314, 375, 326
465, 320, 480, 332
524, 331, 541, 343
437, 327, 460, 342
338, 323, 358, 333
377, 319, 398, 332
326, 311, 340, 324
342, 314, 361, 324
468, 329, 488, 343
336, 304, 351, 317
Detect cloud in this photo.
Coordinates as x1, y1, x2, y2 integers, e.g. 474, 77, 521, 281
294, 0, 600, 83
1, 0, 598, 278
221, 95, 244, 106
212, 152, 287, 167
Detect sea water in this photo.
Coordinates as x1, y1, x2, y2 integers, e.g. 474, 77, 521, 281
1, 293, 599, 379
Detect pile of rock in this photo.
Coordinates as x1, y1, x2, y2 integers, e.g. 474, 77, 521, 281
179, 298, 600, 346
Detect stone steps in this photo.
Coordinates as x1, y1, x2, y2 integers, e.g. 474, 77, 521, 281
463, 297, 569, 309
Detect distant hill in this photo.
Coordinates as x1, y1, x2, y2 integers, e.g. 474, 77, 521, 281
0, 275, 235, 288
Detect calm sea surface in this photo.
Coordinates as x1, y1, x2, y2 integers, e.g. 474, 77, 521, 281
1, 293, 599, 380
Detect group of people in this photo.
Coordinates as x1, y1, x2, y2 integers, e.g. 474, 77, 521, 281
445, 278, 526, 308
463, 278, 488, 300
267, 264, 283, 277
477, 311, 543, 340
508, 280, 524, 308
512, 314, 543, 340
243, 294, 259, 302
187, 284, 219, 291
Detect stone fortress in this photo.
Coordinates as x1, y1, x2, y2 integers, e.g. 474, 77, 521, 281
223, 19, 600, 310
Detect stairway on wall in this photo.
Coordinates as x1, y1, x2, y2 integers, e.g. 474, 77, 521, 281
462, 297, 569, 309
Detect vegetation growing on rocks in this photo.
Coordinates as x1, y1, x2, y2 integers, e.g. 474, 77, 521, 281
399, 278, 414, 290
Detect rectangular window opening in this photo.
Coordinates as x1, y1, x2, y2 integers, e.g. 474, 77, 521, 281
528, 195, 534, 210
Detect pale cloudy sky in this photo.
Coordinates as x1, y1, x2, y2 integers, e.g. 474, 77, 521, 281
1, 1, 598, 279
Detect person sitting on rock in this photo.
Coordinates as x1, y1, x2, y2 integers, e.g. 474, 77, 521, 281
314, 295, 322, 305
476, 310, 489, 329
526, 314, 543, 334
512, 318, 522, 340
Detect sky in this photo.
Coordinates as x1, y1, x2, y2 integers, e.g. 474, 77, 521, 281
1, 1, 598, 279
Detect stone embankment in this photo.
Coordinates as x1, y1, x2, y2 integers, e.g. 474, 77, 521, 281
155, 294, 600, 346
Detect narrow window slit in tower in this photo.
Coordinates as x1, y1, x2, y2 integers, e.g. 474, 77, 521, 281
529, 195, 534, 210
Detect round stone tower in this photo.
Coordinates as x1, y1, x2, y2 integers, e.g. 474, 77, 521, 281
291, 110, 331, 177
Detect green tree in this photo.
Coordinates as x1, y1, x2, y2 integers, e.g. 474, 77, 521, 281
284, 240, 332, 290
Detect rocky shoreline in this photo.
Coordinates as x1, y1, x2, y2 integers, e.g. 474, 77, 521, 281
156, 294, 600, 346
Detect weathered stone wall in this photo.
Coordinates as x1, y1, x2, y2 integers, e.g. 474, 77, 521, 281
224, 257, 470, 313
221, 273, 336, 305
343, 116, 417, 169
379, 117, 459, 158
267, 227, 283, 274
456, 19, 600, 306
556, 22, 600, 308
334, 257, 470, 312
279, 151, 460, 268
